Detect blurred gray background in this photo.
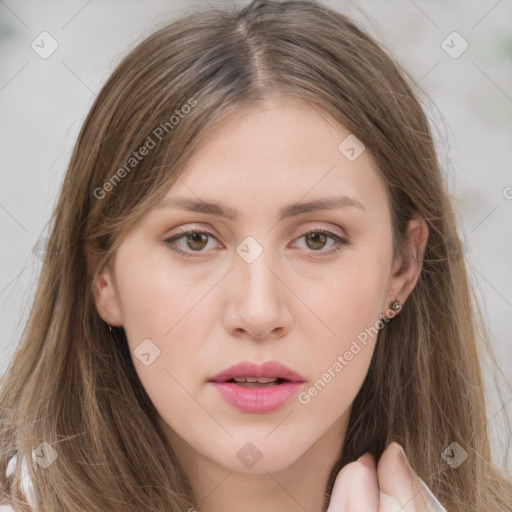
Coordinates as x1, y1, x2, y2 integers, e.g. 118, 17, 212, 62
1, 0, 511, 465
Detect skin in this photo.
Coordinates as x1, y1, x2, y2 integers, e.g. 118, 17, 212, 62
88, 97, 437, 511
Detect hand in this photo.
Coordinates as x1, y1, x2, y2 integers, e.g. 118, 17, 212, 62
327, 442, 447, 511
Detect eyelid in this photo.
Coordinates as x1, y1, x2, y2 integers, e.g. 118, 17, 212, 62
293, 222, 347, 240
162, 223, 350, 258
162, 224, 223, 244
165, 221, 347, 239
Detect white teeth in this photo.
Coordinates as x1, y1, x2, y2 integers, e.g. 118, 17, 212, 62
232, 376, 278, 383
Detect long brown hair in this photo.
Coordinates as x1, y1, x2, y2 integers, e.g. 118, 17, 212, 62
1, 1, 510, 510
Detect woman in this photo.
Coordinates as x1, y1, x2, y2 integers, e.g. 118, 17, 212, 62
1, 1, 510, 510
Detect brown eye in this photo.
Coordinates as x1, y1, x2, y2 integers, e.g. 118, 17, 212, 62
304, 232, 328, 250
185, 232, 209, 251
294, 229, 349, 257
164, 228, 348, 259
164, 229, 220, 257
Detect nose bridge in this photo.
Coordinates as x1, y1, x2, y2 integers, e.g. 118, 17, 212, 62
235, 237, 280, 305
225, 234, 291, 337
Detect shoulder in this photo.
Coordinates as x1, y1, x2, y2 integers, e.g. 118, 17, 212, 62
1, 453, 36, 511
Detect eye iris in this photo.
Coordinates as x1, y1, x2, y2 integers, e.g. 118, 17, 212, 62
305, 232, 327, 250
186, 232, 208, 250
179, 231, 333, 252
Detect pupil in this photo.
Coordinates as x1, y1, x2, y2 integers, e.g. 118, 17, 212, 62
306, 232, 326, 250
187, 233, 208, 250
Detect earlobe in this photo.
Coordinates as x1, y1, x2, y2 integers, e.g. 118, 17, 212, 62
85, 241, 124, 327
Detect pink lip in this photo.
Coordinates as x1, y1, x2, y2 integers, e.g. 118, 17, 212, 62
210, 381, 304, 413
209, 361, 306, 414
209, 361, 306, 383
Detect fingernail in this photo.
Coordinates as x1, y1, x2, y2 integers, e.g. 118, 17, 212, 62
395, 443, 412, 469
357, 453, 374, 468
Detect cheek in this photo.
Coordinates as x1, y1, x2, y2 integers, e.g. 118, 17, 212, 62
113, 244, 221, 388
114, 243, 209, 339
301, 249, 390, 348
296, 301, 378, 431
295, 243, 390, 411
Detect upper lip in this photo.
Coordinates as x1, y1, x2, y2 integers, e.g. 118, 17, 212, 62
209, 361, 306, 383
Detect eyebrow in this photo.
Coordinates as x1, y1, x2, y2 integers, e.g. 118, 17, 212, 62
155, 194, 365, 221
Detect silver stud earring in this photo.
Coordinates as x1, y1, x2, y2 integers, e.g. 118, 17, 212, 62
379, 298, 402, 326
389, 298, 402, 311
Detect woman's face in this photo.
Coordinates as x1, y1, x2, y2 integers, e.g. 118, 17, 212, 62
93, 98, 421, 476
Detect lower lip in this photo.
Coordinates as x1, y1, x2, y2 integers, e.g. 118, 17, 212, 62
209, 381, 304, 413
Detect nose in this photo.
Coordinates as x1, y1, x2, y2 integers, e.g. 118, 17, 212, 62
222, 246, 293, 340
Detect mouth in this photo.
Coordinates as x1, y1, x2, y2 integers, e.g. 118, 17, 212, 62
225, 377, 288, 388
209, 360, 306, 385
208, 361, 306, 413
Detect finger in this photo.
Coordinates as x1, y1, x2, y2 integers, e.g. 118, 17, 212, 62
327, 452, 379, 512
377, 442, 419, 512
377, 442, 447, 512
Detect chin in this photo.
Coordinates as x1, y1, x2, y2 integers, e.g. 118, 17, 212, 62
208, 435, 305, 475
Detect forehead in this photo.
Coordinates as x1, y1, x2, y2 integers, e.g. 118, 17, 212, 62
159, 98, 388, 221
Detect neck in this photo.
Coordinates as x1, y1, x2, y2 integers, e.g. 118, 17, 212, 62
161, 416, 348, 512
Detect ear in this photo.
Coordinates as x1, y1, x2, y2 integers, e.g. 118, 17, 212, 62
84, 241, 124, 327
385, 214, 429, 310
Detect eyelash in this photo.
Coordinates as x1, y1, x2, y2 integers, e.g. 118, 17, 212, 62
163, 227, 349, 258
